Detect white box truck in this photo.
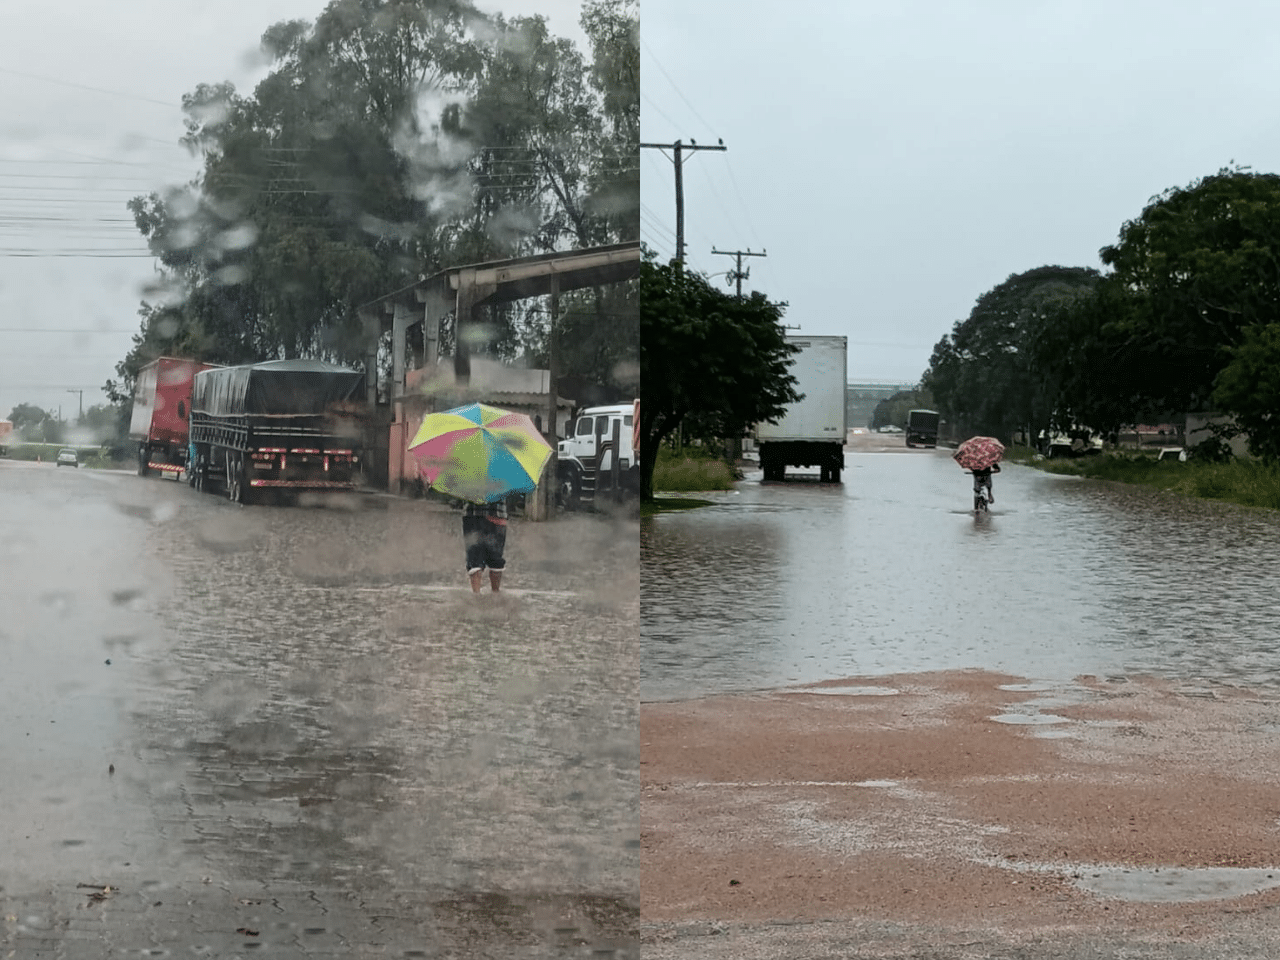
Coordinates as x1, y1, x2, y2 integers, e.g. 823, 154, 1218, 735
757, 335, 848, 483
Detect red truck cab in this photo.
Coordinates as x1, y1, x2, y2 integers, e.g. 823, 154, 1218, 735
129, 357, 219, 477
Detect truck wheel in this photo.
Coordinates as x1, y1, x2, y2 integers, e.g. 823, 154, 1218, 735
558, 467, 580, 510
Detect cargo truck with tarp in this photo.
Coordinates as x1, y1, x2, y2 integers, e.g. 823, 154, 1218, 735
187, 359, 365, 504
129, 356, 219, 478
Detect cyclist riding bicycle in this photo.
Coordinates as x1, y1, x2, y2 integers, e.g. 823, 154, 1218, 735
970, 462, 1000, 504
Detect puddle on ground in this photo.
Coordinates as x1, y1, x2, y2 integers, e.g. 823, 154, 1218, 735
785, 686, 901, 697
990, 713, 1070, 725
997, 682, 1060, 692
1070, 865, 1280, 903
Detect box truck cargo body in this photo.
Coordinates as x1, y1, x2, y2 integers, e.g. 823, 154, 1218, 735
756, 335, 848, 483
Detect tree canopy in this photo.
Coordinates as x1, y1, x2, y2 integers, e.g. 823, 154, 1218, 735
109, 0, 637, 412
924, 265, 1100, 441
639, 257, 798, 500
922, 167, 1280, 460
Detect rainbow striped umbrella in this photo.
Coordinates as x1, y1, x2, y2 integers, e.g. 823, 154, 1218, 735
408, 402, 553, 504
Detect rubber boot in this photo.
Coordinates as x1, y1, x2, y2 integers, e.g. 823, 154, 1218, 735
489, 570, 502, 593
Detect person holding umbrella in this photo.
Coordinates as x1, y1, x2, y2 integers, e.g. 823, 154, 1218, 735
462, 497, 510, 593
408, 401, 554, 594
953, 435, 1005, 510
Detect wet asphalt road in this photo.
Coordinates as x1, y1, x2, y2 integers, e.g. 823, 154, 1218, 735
0, 458, 638, 958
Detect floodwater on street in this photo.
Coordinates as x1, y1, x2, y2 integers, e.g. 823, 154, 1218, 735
642, 446, 1280, 702
0, 458, 638, 957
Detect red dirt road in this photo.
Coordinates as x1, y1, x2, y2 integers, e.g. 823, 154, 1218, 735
641, 670, 1280, 957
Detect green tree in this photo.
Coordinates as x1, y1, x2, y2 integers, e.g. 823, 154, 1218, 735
1027, 276, 1155, 436
113, 0, 635, 407
1213, 322, 1280, 459
81, 403, 126, 444
1095, 167, 1280, 415
7, 403, 49, 436
639, 258, 799, 500
924, 265, 1100, 441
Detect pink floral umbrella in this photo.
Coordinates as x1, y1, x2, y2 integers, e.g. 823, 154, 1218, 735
953, 436, 1005, 471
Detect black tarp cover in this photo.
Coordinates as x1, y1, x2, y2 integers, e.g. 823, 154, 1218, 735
191, 359, 364, 418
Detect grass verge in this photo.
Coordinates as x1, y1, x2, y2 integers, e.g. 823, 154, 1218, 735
1030, 450, 1280, 510
652, 448, 736, 493
2, 443, 129, 469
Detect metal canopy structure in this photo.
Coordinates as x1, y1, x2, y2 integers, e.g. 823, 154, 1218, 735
359, 241, 640, 404
357, 241, 639, 507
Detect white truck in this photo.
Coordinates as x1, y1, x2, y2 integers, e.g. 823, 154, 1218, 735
557, 400, 638, 509
756, 335, 848, 483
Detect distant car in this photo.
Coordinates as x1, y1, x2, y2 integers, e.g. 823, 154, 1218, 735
877, 424, 903, 434
56, 447, 79, 468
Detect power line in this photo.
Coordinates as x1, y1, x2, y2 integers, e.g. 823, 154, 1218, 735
0, 66, 178, 108
640, 139, 726, 264
639, 38, 716, 133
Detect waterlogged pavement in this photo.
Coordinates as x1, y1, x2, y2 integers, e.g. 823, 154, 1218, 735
0, 459, 638, 957
642, 444, 1280, 958
643, 447, 1280, 700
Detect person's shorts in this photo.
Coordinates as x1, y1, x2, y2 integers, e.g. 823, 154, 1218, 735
463, 516, 507, 574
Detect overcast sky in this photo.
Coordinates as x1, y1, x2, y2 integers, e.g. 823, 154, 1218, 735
641, 0, 1280, 384
0, 0, 588, 425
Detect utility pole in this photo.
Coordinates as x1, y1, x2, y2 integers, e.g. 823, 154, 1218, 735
66, 389, 83, 422
640, 138, 726, 264
711, 247, 767, 297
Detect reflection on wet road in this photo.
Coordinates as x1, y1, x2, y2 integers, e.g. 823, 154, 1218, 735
0, 459, 637, 956
642, 450, 1280, 701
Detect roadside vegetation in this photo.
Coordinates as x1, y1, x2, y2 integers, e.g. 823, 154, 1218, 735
1030, 450, 1280, 511
640, 447, 736, 516
652, 447, 736, 493
638, 256, 799, 502
3, 443, 129, 468
923, 168, 1280, 483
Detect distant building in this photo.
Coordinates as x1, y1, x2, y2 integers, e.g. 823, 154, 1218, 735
846, 381, 918, 430
389, 356, 574, 496
1185, 413, 1251, 458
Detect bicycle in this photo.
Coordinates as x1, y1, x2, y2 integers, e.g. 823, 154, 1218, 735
968, 468, 995, 513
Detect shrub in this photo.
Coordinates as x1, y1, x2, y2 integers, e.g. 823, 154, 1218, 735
653, 450, 735, 492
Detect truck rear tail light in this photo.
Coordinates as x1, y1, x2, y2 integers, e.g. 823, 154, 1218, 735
328, 449, 353, 455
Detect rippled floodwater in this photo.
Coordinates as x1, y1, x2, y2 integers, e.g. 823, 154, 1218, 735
642, 451, 1280, 701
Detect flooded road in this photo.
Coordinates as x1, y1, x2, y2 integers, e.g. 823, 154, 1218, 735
0, 458, 637, 958
642, 447, 1280, 701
